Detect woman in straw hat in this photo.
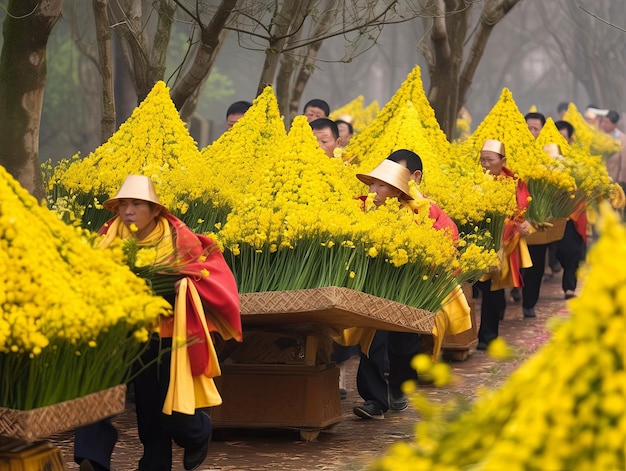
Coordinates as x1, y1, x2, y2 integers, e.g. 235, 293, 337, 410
75, 175, 241, 471
474, 139, 532, 350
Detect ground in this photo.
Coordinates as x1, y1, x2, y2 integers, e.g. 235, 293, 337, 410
50, 273, 571, 470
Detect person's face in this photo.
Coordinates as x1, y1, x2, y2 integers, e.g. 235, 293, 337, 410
559, 128, 572, 143
601, 117, 616, 134
305, 106, 326, 122
337, 123, 353, 145
226, 113, 244, 130
313, 127, 341, 158
368, 178, 402, 206
480, 150, 505, 176
526, 118, 543, 138
118, 199, 161, 239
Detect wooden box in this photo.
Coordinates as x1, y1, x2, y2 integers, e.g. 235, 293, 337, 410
0, 438, 66, 471
212, 364, 341, 434
526, 218, 568, 245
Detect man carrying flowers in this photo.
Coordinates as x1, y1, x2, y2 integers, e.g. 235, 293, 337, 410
348, 151, 469, 420
75, 175, 241, 471
475, 140, 532, 350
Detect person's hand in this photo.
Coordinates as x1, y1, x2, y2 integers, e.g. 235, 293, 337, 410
517, 220, 531, 236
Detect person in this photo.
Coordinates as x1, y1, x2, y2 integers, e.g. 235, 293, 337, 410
309, 117, 341, 158
74, 175, 242, 471
556, 101, 571, 120
555, 120, 575, 144
525, 111, 546, 139
349, 151, 465, 419
601, 110, 626, 195
303, 98, 330, 123
516, 112, 552, 317
335, 119, 354, 146
475, 140, 531, 349
225, 100, 252, 130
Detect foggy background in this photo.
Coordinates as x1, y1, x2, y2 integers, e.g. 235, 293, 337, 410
2, 0, 624, 163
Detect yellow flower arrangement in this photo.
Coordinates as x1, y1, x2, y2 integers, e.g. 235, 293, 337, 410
563, 103, 621, 159
0, 166, 170, 409
329, 95, 379, 134
369, 203, 626, 470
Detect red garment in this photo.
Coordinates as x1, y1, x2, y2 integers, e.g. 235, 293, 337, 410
498, 166, 531, 288
99, 214, 242, 376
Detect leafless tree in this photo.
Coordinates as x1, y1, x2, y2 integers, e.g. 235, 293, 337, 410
0, 0, 64, 200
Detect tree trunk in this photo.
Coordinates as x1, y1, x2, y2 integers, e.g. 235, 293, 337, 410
0, 0, 64, 201
256, 1, 303, 96
427, 0, 470, 139
284, 4, 334, 126
93, 0, 116, 142
170, 0, 238, 111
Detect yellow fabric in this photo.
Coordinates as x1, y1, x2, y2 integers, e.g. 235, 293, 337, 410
431, 284, 471, 360
99, 216, 172, 255
335, 285, 470, 361
488, 236, 532, 291
162, 278, 222, 415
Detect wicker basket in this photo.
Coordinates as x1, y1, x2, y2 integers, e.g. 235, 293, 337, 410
0, 385, 126, 442
239, 286, 436, 334
526, 218, 568, 245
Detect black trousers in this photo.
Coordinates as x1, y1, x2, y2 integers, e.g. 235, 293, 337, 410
522, 243, 549, 309
356, 330, 420, 411
75, 336, 212, 471
556, 220, 585, 292
475, 279, 505, 345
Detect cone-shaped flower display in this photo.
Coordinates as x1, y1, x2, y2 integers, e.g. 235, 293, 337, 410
0, 166, 170, 409
563, 103, 621, 159
371, 203, 626, 471
49, 81, 203, 230
329, 95, 379, 133
343, 65, 449, 165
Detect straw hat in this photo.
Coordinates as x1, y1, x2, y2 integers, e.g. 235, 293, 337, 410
481, 139, 506, 157
356, 160, 413, 200
103, 175, 167, 213
543, 143, 563, 159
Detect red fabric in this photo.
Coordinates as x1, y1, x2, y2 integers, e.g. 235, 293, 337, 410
569, 206, 588, 244
100, 214, 242, 376
500, 167, 530, 288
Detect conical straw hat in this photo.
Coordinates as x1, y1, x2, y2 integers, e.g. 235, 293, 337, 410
356, 159, 413, 200
103, 175, 167, 213
481, 139, 506, 157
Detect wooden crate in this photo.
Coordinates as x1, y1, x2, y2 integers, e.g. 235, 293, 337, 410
0, 438, 66, 471
212, 363, 341, 440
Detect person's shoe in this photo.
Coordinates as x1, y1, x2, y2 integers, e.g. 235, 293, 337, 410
353, 401, 384, 420
523, 307, 536, 318
339, 388, 347, 400
390, 395, 409, 412
550, 261, 562, 273
564, 290, 576, 300
183, 431, 211, 470
476, 342, 488, 351
510, 287, 521, 303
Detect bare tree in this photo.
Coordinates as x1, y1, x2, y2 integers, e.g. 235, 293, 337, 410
93, 0, 115, 141
0, 0, 64, 200
419, 0, 524, 139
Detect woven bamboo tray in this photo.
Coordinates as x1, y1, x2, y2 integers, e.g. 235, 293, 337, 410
239, 286, 435, 334
526, 218, 568, 245
0, 384, 126, 442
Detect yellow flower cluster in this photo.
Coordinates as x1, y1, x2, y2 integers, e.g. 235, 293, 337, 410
343, 65, 450, 166
329, 95, 379, 134
563, 103, 622, 158
370, 204, 626, 470
0, 165, 170, 408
